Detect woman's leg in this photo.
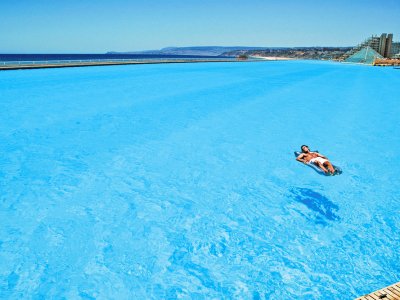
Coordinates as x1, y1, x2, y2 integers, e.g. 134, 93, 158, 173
324, 161, 335, 174
315, 162, 329, 174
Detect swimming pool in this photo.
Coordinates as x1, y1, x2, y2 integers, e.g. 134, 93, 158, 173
0, 61, 399, 299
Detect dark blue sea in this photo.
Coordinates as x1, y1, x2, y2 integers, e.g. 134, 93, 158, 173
0, 53, 228, 62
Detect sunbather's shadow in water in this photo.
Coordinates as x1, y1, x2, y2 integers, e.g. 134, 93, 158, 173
290, 188, 340, 225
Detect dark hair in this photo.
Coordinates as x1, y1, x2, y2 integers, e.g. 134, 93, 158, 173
301, 145, 309, 152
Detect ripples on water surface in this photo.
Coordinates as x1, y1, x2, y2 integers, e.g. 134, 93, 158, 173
0, 61, 399, 299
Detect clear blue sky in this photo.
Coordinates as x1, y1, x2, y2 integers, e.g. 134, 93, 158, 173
1, 0, 399, 53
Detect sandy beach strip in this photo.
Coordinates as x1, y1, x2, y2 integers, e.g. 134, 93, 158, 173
249, 55, 295, 61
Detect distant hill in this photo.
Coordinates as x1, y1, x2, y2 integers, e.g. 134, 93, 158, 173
107, 46, 268, 57
107, 46, 354, 60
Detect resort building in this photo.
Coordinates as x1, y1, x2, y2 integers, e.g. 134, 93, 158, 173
341, 33, 399, 63
392, 42, 400, 58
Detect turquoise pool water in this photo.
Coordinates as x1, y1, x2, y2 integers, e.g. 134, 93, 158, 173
0, 61, 399, 299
